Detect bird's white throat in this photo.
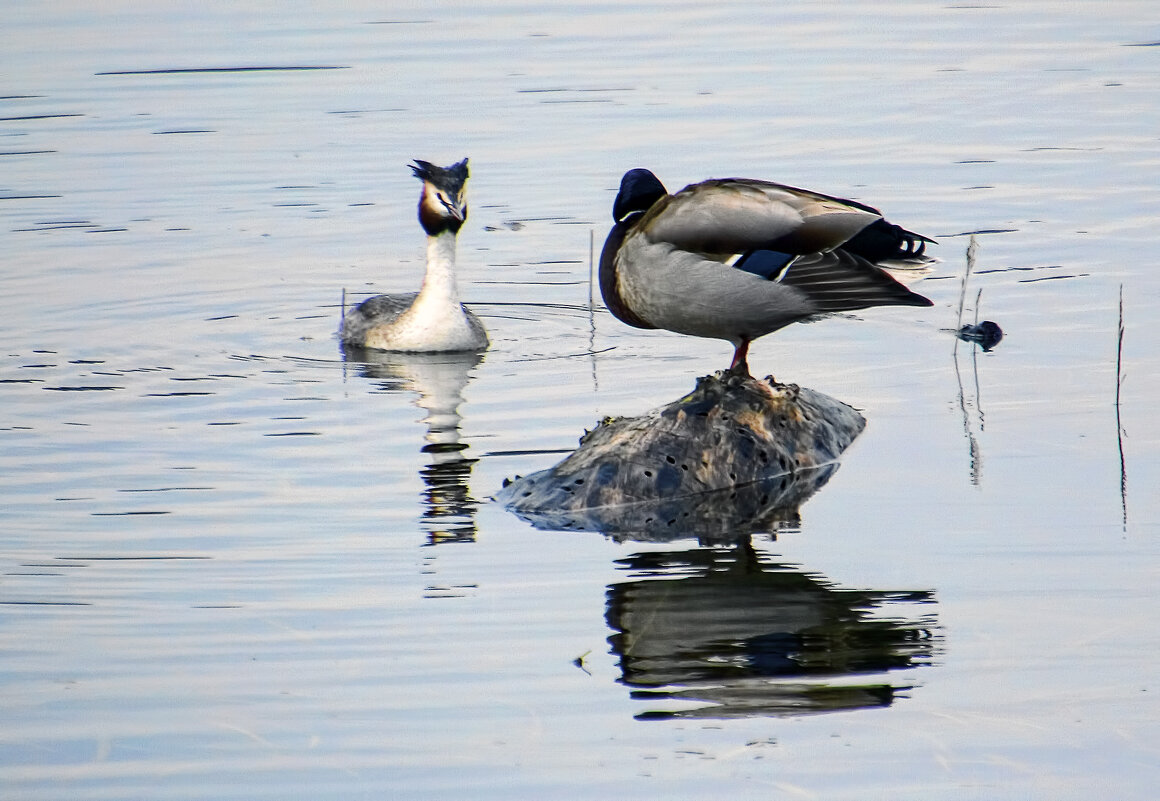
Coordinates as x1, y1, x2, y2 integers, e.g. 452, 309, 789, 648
412, 231, 461, 313
376, 229, 484, 351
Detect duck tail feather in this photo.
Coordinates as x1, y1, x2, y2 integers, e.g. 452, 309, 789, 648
841, 218, 936, 263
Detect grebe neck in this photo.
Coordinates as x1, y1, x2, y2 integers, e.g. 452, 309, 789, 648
413, 231, 460, 310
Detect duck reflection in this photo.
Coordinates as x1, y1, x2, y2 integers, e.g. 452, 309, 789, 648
608, 540, 939, 720
343, 346, 481, 544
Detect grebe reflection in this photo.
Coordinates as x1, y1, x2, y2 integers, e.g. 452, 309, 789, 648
345, 347, 482, 544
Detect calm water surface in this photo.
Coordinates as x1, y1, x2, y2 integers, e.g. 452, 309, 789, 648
4, 2, 1159, 799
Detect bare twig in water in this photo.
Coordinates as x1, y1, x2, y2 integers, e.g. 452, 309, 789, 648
957, 235, 979, 332
340, 288, 349, 383
1116, 283, 1127, 530
972, 290, 985, 433
952, 340, 983, 486
588, 227, 595, 311
588, 227, 600, 397
953, 238, 983, 483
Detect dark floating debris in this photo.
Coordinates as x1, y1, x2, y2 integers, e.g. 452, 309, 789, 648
498, 371, 866, 542
957, 320, 1003, 351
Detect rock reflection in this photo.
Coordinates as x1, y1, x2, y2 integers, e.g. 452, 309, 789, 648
608, 540, 939, 720
344, 347, 481, 544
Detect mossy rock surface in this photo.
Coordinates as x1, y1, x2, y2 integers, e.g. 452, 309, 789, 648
497, 371, 865, 541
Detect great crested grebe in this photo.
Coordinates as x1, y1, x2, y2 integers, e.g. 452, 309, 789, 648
341, 158, 487, 353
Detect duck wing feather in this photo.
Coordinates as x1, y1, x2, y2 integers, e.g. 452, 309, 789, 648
643, 179, 882, 257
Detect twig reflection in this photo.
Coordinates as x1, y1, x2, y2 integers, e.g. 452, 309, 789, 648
1116, 284, 1127, 531
951, 237, 1003, 485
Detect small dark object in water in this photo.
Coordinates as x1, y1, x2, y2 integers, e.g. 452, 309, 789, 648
957, 320, 1003, 351
497, 371, 865, 541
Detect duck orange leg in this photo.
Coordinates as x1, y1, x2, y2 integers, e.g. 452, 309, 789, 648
728, 339, 751, 377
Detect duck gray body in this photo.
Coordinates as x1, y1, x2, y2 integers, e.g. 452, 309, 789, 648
340, 158, 488, 353
600, 169, 934, 374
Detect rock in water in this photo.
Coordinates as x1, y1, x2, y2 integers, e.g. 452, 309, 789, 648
497, 371, 866, 542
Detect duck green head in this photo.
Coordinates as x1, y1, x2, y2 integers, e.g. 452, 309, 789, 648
613, 168, 667, 224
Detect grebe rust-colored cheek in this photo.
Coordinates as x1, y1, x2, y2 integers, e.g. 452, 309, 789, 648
417, 189, 465, 235
417, 200, 441, 235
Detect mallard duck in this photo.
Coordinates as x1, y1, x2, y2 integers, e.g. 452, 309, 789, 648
600, 168, 934, 375
340, 158, 488, 353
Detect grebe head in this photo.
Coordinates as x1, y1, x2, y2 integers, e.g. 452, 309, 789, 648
412, 158, 469, 236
